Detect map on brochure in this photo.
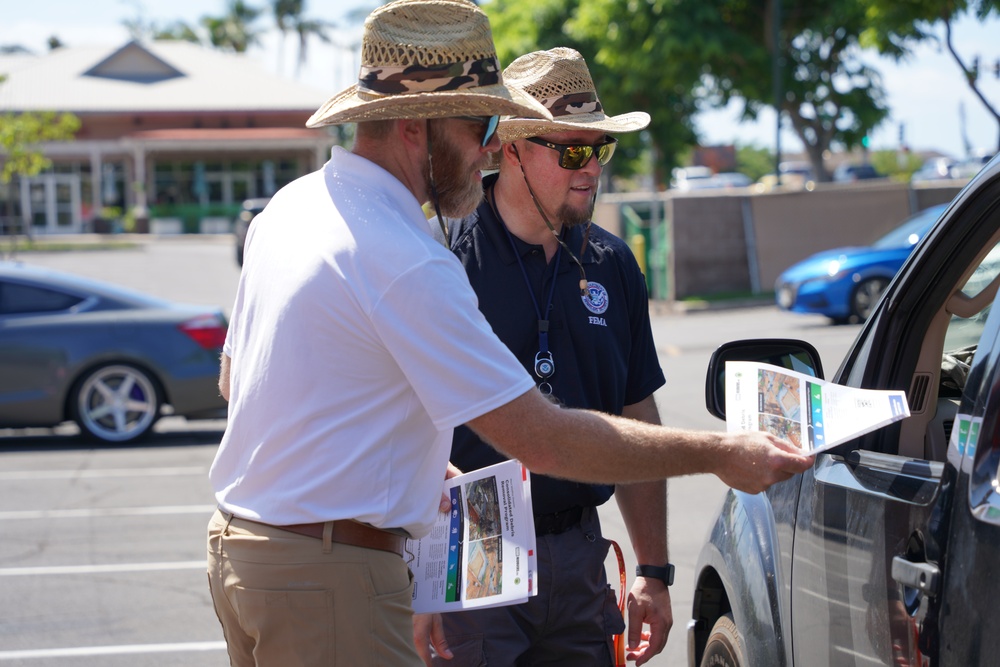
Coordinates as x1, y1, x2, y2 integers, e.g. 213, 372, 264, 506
725, 361, 911, 453
406, 459, 537, 613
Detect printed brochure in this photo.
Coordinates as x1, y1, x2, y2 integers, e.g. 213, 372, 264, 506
726, 361, 910, 453
406, 459, 537, 613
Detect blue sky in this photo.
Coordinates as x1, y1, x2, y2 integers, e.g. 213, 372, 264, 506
3, 0, 998, 160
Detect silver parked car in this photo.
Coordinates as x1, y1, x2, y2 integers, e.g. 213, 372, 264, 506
0, 262, 228, 443
689, 152, 1000, 666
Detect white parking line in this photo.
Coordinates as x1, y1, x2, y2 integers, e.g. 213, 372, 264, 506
0, 467, 206, 480
0, 560, 206, 577
0, 504, 216, 520
0, 641, 226, 660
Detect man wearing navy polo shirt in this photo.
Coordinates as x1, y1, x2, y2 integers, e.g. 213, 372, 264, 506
434, 48, 671, 666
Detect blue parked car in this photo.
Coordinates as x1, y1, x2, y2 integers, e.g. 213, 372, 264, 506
775, 203, 949, 323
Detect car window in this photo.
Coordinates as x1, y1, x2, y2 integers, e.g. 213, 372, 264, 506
943, 242, 1000, 355
872, 206, 944, 249
0, 281, 85, 315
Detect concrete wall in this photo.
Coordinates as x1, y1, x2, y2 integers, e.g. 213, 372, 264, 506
596, 181, 965, 301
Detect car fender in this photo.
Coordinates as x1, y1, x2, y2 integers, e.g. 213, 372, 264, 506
692, 489, 790, 666
846, 264, 901, 287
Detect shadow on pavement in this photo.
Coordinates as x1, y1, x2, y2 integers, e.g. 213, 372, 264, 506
0, 419, 226, 452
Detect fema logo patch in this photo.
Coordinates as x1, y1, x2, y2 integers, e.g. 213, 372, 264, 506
581, 281, 609, 314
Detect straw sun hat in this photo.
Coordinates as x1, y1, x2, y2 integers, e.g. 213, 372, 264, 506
496, 47, 651, 142
306, 0, 551, 127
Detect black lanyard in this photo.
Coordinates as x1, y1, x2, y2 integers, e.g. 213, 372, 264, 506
490, 193, 563, 396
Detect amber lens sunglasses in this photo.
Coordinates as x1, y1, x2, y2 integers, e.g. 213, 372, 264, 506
525, 136, 618, 170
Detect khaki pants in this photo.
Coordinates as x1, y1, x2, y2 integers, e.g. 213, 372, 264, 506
207, 509, 420, 666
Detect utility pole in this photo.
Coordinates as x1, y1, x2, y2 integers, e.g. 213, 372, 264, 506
772, 0, 782, 186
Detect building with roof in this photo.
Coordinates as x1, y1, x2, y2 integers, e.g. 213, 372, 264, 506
0, 40, 337, 235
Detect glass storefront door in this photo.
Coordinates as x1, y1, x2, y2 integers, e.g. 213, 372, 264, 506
20, 174, 82, 235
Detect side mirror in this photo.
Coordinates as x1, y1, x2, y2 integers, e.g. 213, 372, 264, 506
704, 338, 824, 420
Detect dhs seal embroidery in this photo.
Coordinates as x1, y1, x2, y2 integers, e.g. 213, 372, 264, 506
582, 281, 609, 315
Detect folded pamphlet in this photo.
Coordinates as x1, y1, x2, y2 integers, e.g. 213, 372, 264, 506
406, 459, 537, 613
726, 361, 910, 453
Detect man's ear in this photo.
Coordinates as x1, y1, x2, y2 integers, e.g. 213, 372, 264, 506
398, 117, 429, 151
503, 141, 521, 167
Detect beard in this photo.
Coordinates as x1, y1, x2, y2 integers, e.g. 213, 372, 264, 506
425, 122, 485, 218
555, 196, 596, 228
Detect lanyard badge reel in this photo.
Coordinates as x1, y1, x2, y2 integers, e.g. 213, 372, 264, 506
534, 350, 555, 395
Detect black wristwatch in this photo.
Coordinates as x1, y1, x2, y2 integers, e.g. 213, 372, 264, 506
636, 563, 675, 586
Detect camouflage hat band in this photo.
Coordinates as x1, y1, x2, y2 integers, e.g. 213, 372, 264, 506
358, 56, 501, 95
541, 92, 604, 117
492, 47, 650, 145
305, 0, 550, 127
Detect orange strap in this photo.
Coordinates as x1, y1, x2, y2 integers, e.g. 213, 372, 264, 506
610, 539, 627, 667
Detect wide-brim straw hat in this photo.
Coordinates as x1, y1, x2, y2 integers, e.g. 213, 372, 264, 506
306, 0, 551, 127
496, 47, 650, 142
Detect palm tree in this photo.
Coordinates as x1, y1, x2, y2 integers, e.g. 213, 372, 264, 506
121, 4, 201, 46
202, 0, 263, 54
272, 0, 299, 72
270, 0, 333, 78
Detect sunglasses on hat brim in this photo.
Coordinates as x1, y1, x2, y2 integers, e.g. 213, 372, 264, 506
457, 115, 500, 147
525, 136, 618, 170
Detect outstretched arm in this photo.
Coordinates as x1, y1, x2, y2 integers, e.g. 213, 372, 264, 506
466, 388, 813, 492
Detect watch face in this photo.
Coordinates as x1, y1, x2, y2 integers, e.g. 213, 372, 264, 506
637, 564, 675, 586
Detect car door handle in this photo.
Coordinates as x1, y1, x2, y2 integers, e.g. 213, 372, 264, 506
891, 556, 940, 597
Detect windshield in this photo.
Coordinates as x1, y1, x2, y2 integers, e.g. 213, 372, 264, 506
872, 206, 946, 250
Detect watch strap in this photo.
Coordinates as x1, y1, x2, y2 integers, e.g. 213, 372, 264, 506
636, 563, 675, 586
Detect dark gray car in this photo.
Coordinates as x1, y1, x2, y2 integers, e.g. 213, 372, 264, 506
689, 153, 1000, 666
0, 262, 228, 443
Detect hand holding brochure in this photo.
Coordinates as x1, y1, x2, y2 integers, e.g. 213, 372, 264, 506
725, 361, 910, 453
406, 459, 537, 613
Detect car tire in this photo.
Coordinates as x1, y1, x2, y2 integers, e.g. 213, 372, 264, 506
70, 364, 162, 443
700, 613, 746, 667
850, 277, 889, 323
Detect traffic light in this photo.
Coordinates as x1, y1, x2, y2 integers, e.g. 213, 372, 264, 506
861, 135, 870, 149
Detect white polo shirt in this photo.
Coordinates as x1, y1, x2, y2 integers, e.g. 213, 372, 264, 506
210, 147, 534, 538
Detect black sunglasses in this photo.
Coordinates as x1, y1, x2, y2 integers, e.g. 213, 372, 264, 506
525, 136, 618, 170
457, 115, 500, 147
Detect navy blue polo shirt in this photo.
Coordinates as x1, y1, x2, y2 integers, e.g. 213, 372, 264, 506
448, 176, 665, 514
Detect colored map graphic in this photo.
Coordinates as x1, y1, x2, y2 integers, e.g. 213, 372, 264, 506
757, 370, 803, 448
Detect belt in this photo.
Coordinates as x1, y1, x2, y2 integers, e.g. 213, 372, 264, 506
533, 506, 585, 536
224, 511, 406, 557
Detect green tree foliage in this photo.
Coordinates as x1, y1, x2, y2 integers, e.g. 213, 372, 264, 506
669, 0, 890, 182
860, 0, 1000, 153
485, 0, 699, 185
0, 61, 76, 241
122, 5, 202, 45
0, 77, 80, 183
151, 22, 203, 43
870, 149, 923, 181
202, 0, 263, 53
485, 0, 890, 184
736, 143, 777, 182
